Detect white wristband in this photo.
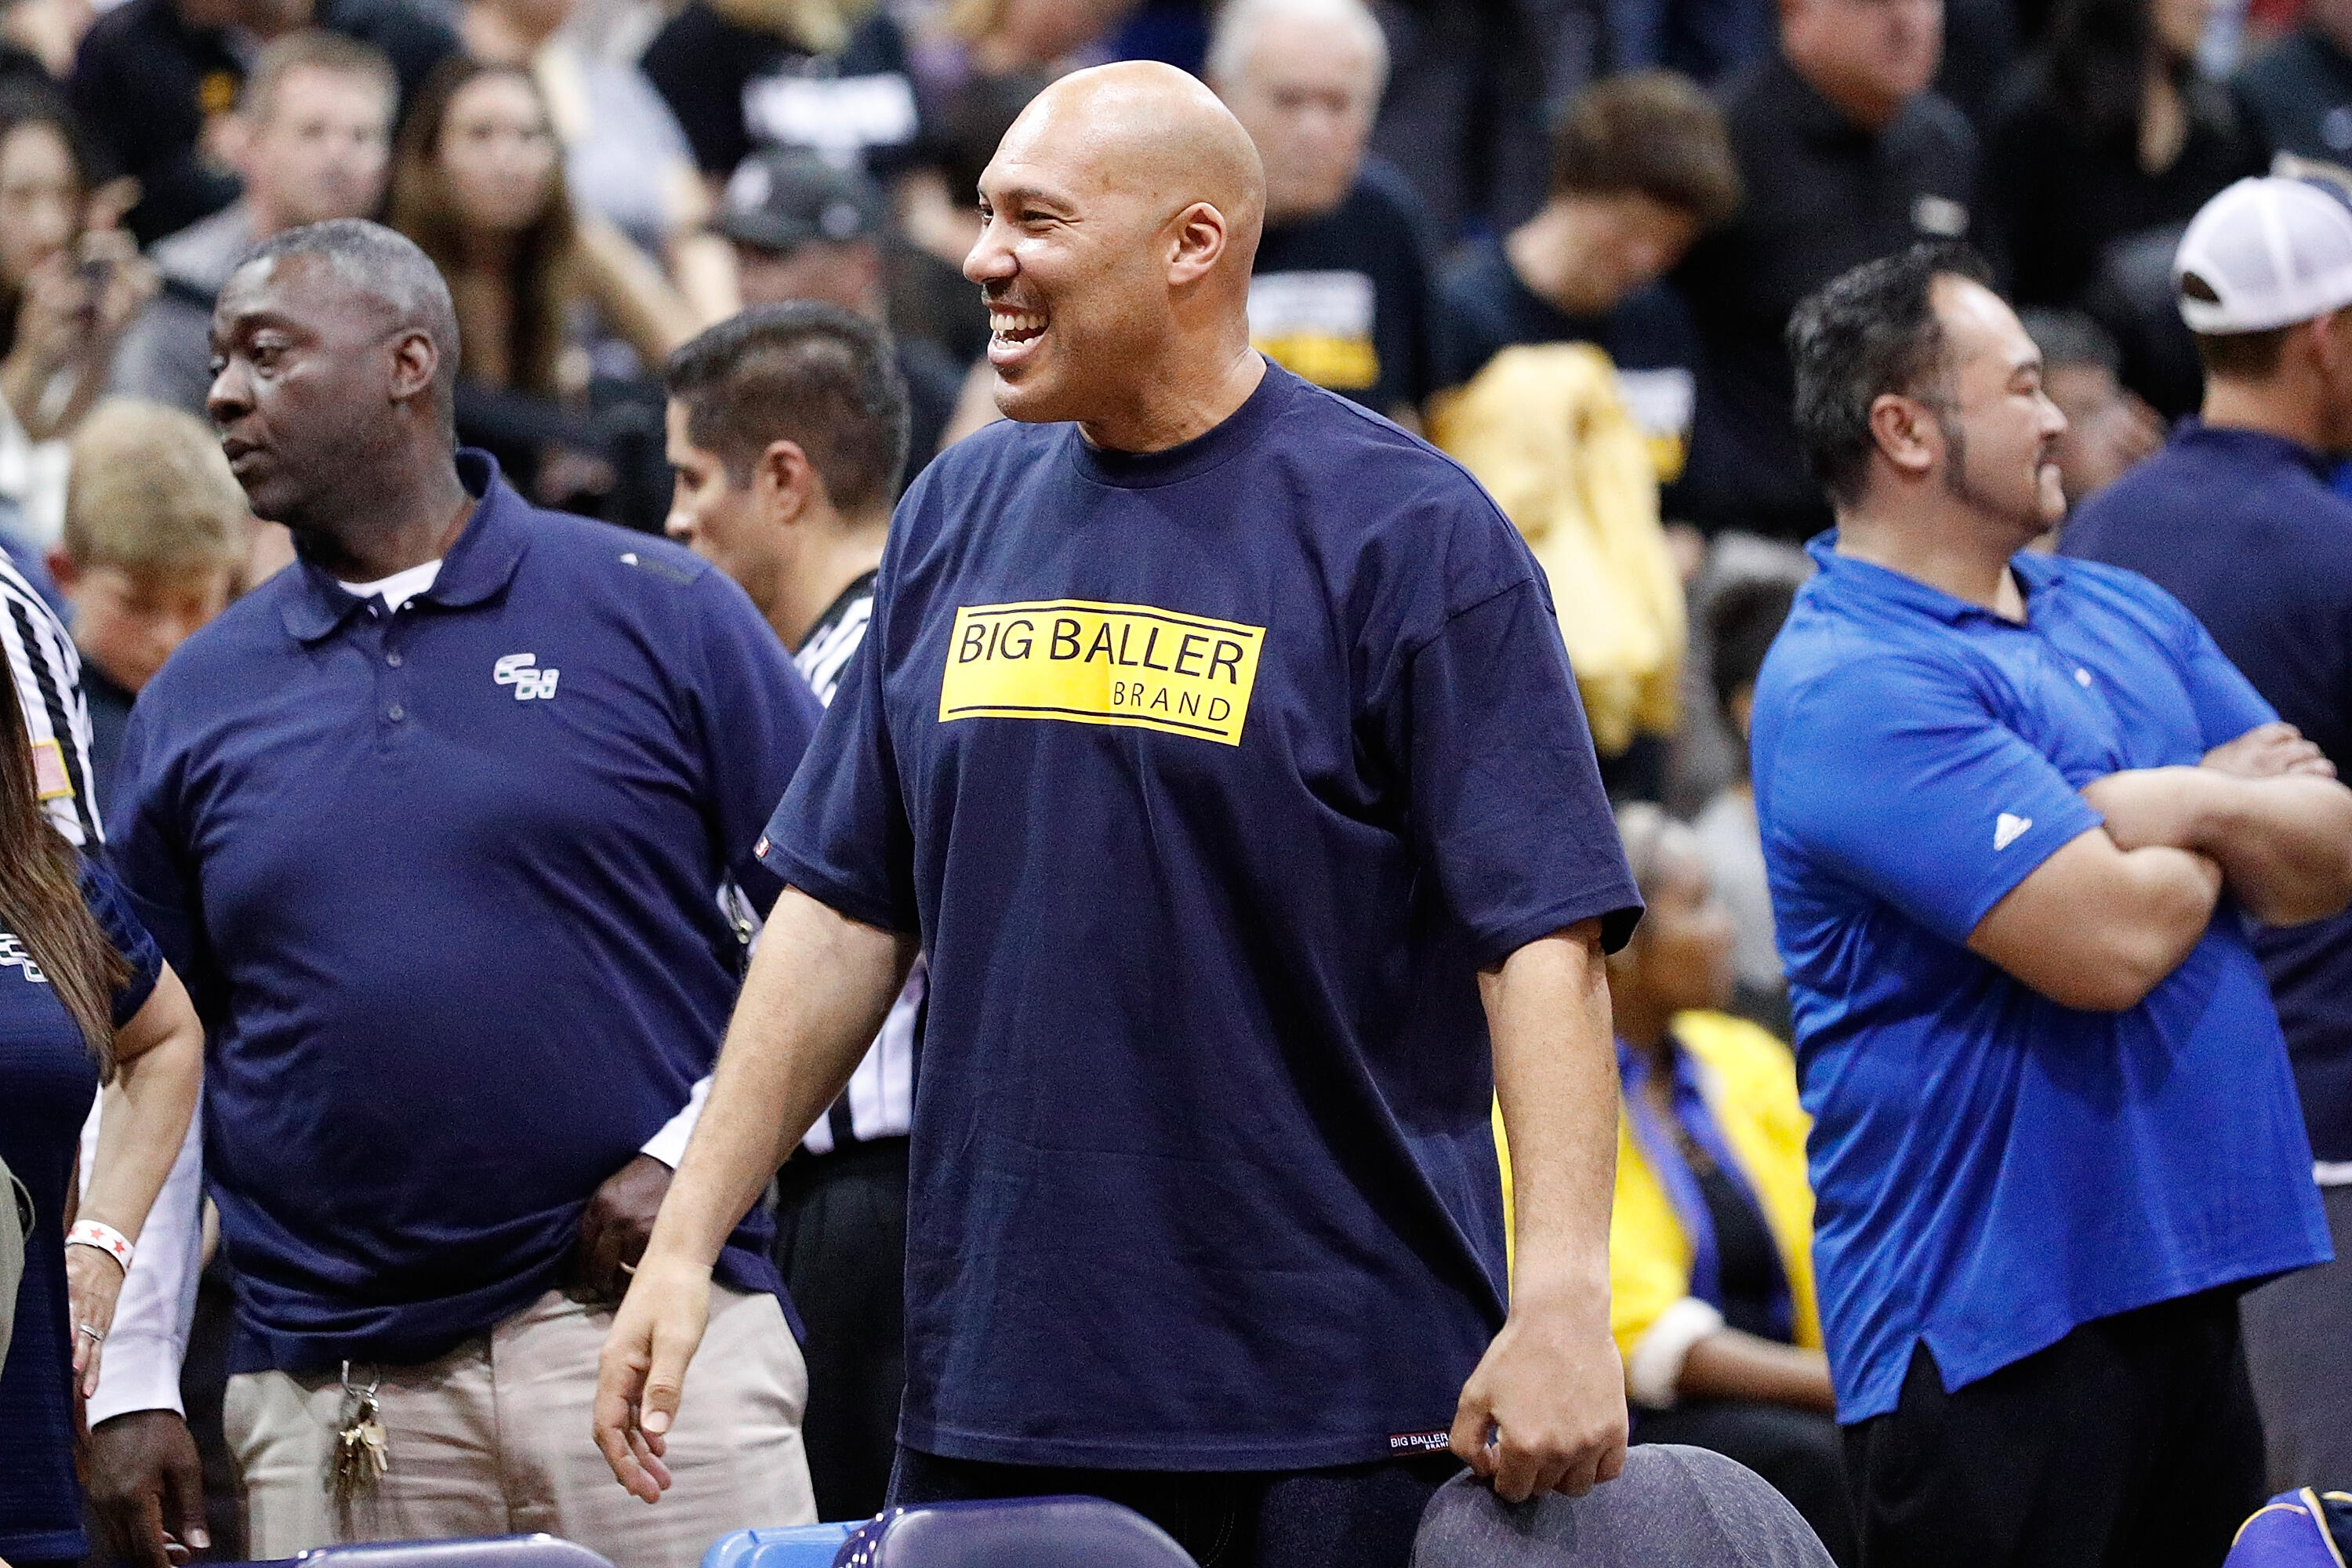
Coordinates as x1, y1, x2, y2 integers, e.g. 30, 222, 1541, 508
67, 1219, 135, 1272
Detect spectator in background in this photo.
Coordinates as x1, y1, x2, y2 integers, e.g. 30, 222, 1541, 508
662, 303, 923, 1523
46, 401, 245, 815
2238, 0, 2352, 157
1441, 70, 1738, 494
0, 86, 154, 551
1212, 0, 1441, 421
1766, 241, 2350, 1567
1673, 0, 1973, 542
2021, 307, 2165, 503
716, 150, 962, 477
909, 0, 1136, 128
1983, 0, 2267, 314
1690, 573, 1796, 1036
1595, 803, 1850, 1565
1606, 0, 1777, 85
644, 0, 916, 186
67, 0, 453, 246
387, 57, 697, 511
2062, 176, 2352, 1494
1360, 0, 1556, 240
111, 33, 395, 418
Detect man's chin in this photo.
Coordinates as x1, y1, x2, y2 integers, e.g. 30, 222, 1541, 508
990, 368, 1069, 426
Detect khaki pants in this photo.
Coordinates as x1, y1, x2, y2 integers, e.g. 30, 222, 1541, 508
226, 1287, 814, 1568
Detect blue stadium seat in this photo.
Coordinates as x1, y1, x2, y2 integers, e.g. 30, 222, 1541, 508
699, 1523, 862, 1568
290, 1537, 617, 1568
831, 1497, 1192, 1566
1410, 1446, 1835, 1567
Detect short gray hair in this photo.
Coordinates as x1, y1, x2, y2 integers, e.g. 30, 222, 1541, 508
1205, 0, 1389, 95
239, 219, 461, 435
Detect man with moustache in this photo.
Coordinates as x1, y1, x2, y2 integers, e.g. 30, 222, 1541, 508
93, 219, 822, 1566
1755, 242, 2352, 1566
597, 60, 1640, 1568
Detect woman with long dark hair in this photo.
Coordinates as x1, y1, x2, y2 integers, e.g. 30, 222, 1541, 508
1984, 0, 2267, 312
0, 662, 201, 1568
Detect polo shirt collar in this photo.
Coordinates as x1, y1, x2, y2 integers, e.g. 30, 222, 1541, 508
2168, 416, 2336, 482
280, 449, 530, 644
1805, 531, 2067, 627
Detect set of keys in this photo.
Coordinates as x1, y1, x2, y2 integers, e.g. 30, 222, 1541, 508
332, 1363, 390, 1503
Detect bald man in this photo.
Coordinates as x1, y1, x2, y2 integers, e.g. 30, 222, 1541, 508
597, 66, 1640, 1566
93, 220, 825, 1566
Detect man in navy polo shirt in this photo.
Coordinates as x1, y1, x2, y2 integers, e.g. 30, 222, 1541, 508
597, 63, 1642, 1568
89, 220, 825, 1567
1758, 242, 2352, 1566
2066, 176, 2352, 1494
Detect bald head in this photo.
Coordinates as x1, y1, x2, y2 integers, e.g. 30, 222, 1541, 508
235, 219, 461, 433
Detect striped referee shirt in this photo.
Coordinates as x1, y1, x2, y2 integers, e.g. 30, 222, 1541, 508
2, 551, 99, 846
796, 570, 921, 1154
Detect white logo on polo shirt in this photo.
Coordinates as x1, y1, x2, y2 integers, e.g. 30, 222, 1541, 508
1994, 813, 2032, 851
0, 931, 49, 983
494, 652, 561, 701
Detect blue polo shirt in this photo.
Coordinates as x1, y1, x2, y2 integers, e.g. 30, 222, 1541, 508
2063, 423, 2352, 1163
761, 364, 1640, 1468
111, 452, 821, 1374
1752, 538, 2329, 1422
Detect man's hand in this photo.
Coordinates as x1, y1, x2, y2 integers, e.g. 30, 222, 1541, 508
86, 1410, 209, 1568
593, 1251, 713, 1503
2204, 721, 2335, 780
1449, 1287, 1629, 1503
572, 1154, 673, 1304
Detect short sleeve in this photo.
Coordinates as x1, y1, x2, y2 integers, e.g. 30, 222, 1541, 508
107, 695, 217, 1018
1400, 579, 1642, 964
759, 597, 919, 935
1761, 656, 2105, 947
685, 566, 822, 916
79, 855, 162, 1028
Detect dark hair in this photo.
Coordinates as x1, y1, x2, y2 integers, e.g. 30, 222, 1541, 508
1787, 241, 1995, 507
2020, 307, 2122, 376
2178, 271, 2298, 376
0, 670, 129, 1073
1706, 575, 1798, 724
0, 83, 96, 348
665, 303, 910, 513
1550, 71, 1741, 229
241, 218, 462, 437
2041, 0, 2198, 151
387, 57, 575, 399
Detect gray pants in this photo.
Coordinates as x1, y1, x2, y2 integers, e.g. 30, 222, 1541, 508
2241, 1182, 2352, 1490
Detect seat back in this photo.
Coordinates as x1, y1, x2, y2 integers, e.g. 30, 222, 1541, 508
292, 1536, 617, 1568
831, 1497, 1192, 1567
701, 1524, 862, 1568
1410, 1446, 1835, 1568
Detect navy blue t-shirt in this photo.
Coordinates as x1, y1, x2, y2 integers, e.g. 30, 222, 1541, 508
2064, 423, 2352, 1163
0, 858, 161, 1560
111, 454, 821, 1374
760, 364, 1640, 1468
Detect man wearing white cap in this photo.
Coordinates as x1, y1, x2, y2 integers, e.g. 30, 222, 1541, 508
2066, 174, 2352, 1492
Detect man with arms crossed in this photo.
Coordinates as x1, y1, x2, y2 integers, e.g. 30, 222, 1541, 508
1758, 243, 2352, 1567
600, 62, 1642, 1567
663, 302, 924, 1521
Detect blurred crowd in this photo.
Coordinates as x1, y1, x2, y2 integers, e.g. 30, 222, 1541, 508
8, 0, 2352, 1559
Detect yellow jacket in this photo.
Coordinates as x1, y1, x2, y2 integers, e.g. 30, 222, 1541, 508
1495, 1011, 1819, 1359
1428, 343, 1685, 757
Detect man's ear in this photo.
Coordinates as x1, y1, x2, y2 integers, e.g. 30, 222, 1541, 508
1866, 392, 1940, 481
45, 546, 79, 594
1167, 201, 1231, 288
387, 328, 439, 409
753, 437, 822, 527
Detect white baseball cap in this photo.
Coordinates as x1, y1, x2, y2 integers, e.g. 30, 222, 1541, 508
2174, 175, 2352, 333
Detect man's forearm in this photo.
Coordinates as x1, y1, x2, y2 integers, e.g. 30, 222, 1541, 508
2090, 768, 2352, 926
1481, 920, 1617, 1310
644, 887, 916, 1270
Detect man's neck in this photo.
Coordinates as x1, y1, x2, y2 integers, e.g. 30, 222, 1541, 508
1835, 502, 2031, 622
774, 519, 887, 654
1786, 50, 1905, 133
2202, 378, 2335, 454
1613, 990, 1673, 1057
1506, 204, 1620, 318
1077, 342, 1266, 455
298, 458, 475, 582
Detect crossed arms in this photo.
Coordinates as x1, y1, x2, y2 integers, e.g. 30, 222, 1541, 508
1970, 723, 2352, 1012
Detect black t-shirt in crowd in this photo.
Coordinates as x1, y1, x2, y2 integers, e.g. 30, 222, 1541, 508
69, 0, 456, 246
2239, 26, 2352, 160
1439, 232, 1708, 492
1249, 160, 1443, 417
1672, 55, 1976, 542
643, 5, 918, 180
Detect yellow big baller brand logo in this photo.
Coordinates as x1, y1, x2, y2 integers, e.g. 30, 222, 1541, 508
939, 600, 1266, 746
